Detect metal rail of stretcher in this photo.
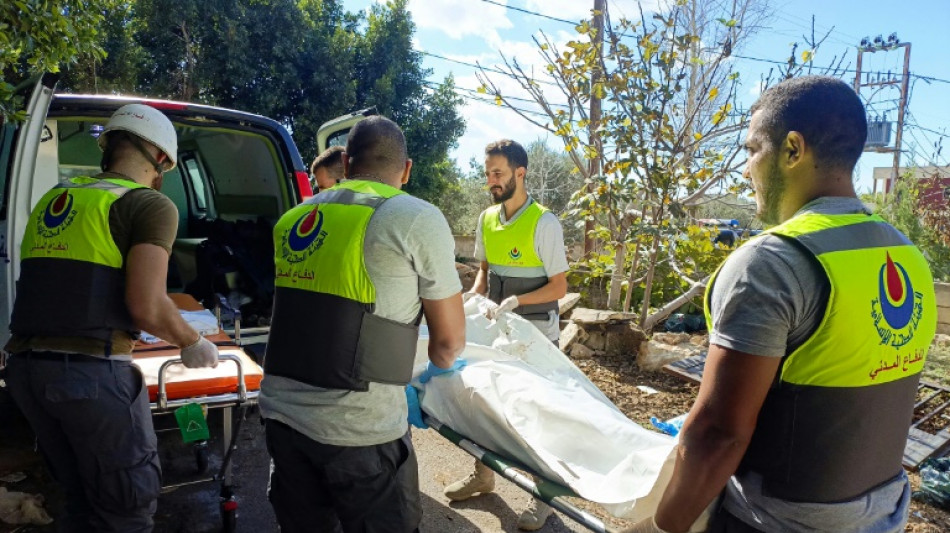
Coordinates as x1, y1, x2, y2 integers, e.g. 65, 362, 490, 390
423, 414, 620, 533
150, 352, 259, 533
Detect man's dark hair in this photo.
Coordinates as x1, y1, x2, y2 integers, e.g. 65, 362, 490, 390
485, 139, 529, 171
345, 116, 407, 177
310, 145, 344, 176
750, 75, 867, 171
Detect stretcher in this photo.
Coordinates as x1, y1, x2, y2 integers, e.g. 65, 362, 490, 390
424, 413, 620, 533
133, 293, 262, 533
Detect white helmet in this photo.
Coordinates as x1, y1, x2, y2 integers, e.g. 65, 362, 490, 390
98, 104, 178, 171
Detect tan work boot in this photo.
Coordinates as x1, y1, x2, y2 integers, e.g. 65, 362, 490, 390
443, 460, 495, 501
517, 498, 553, 531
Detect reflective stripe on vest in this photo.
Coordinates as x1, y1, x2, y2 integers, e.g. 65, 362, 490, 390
482, 201, 557, 318
10, 177, 145, 343
264, 180, 421, 391
704, 211, 937, 502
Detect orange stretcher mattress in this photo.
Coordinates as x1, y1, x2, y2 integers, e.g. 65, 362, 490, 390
133, 294, 263, 403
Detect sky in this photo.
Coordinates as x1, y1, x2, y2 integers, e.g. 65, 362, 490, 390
342, 0, 950, 195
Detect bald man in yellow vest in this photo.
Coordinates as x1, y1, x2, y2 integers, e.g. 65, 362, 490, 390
445, 139, 569, 531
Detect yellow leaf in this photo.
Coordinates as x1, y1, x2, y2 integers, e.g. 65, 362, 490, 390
802, 50, 814, 63
476, 85, 487, 94
708, 87, 719, 101
693, 132, 702, 141
494, 94, 503, 106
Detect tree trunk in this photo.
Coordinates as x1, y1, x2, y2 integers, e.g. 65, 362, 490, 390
637, 231, 662, 328
642, 277, 709, 331
622, 240, 642, 312
606, 242, 626, 309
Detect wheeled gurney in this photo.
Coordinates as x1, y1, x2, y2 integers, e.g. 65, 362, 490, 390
133, 293, 262, 533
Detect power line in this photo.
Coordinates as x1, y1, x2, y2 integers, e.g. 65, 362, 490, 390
912, 73, 950, 86
479, 0, 578, 26
419, 50, 561, 87
468, 1, 950, 85
908, 122, 950, 140
423, 80, 571, 109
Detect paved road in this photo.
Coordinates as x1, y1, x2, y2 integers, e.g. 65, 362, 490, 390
1, 396, 626, 533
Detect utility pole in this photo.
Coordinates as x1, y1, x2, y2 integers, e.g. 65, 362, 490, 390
854, 35, 911, 194
585, 0, 605, 257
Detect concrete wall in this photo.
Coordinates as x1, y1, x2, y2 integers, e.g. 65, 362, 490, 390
937, 282, 950, 335
454, 235, 477, 260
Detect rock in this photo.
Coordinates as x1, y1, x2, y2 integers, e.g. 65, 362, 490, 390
637, 340, 703, 371
559, 322, 587, 352
584, 330, 607, 351
604, 323, 648, 357
570, 343, 594, 360
652, 332, 691, 346
689, 335, 709, 347
558, 293, 582, 317
570, 308, 638, 325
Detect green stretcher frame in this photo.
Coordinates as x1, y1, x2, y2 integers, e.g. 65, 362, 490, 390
423, 414, 619, 533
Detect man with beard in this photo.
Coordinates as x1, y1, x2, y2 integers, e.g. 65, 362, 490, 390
443, 139, 568, 530
624, 76, 936, 533
5, 104, 219, 531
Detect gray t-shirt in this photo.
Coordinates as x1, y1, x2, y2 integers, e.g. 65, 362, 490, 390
259, 192, 462, 447
474, 198, 569, 340
710, 196, 911, 532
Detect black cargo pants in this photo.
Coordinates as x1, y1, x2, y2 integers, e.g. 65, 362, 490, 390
6, 351, 161, 533
265, 419, 422, 533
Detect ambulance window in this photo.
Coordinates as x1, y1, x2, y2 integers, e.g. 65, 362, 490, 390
181, 154, 212, 214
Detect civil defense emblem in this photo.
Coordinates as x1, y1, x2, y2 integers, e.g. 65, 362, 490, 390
287, 205, 328, 254
508, 247, 522, 261
38, 190, 77, 237
870, 252, 924, 349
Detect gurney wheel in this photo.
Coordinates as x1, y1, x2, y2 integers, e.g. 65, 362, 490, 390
195, 442, 210, 474
221, 498, 238, 533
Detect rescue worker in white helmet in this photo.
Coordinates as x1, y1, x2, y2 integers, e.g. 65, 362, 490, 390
5, 103, 219, 531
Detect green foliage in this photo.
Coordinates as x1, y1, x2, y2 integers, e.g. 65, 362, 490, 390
525, 140, 586, 246
868, 176, 950, 281
52, 0, 464, 205
1, 0, 120, 121
434, 165, 491, 236
570, 222, 731, 309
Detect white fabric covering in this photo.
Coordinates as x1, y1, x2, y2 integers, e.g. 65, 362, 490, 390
413, 296, 678, 520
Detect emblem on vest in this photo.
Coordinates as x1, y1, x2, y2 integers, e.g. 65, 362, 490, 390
37, 190, 77, 239
870, 252, 924, 350
508, 247, 523, 263
280, 206, 327, 263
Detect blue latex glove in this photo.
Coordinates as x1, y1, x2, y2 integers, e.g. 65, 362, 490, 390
405, 385, 428, 429
650, 413, 687, 437
418, 358, 467, 384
